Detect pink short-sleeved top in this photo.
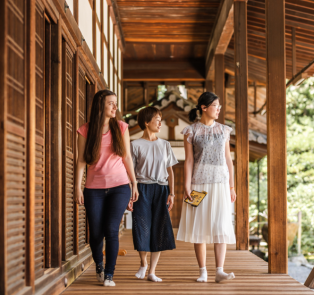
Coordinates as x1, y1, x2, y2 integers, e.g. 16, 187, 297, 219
77, 121, 129, 189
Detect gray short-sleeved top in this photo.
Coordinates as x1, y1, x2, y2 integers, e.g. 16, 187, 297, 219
131, 138, 179, 185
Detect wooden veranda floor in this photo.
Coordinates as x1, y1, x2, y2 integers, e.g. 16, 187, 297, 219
62, 230, 313, 295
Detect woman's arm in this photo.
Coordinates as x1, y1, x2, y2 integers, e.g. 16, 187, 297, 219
225, 140, 236, 203
122, 128, 139, 202
166, 166, 175, 211
75, 134, 87, 205
184, 135, 194, 201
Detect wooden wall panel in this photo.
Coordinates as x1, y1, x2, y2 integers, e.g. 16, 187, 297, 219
78, 66, 87, 251
34, 1, 45, 279
62, 42, 75, 261
6, 0, 27, 293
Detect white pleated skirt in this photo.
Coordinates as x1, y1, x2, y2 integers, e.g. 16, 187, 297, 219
177, 183, 236, 244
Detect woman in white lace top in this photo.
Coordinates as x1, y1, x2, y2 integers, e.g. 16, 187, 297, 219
177, 92, 236, 283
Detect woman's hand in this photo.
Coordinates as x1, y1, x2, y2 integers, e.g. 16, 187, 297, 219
75, 188, 84, 205
127, 200, 133, 212
184, 188, 193, 201
131, 183, 139, 202
230, 188, 237, 203
167, 195, 175, 212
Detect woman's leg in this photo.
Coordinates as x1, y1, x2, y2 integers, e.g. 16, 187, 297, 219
214, 243, 226, 267
194, 243, 207, 282
135, 251, 148, 279
149, 252, 161, 275
84, 188, 106, 264
194, 243, 206, 268
147, 252, 162, 282
84, 188, 106, 282
133, 184, 153, 279
139, 251, 148, 267
214, 243, 235, 283
103, 184, 131, 278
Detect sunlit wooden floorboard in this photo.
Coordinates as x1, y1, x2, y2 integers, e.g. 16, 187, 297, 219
62, 230, 313, 295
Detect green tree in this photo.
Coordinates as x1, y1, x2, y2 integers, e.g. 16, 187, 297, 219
249, 78, 314, 256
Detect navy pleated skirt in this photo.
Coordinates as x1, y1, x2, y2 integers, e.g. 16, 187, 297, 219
132, 183, 176, 252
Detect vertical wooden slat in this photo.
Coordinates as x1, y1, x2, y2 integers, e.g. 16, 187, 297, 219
234, 0, 249, 251
0, 0, 7, 293
77, 66, 88, 251
45, 18, 52, 268
73, 53, 79, 255
50, 20, 62, 268
215, 54, 225, 124
34, 1, 45, 279
62, 42, 75, 261
26, 0, 36, 289
266, 0, 287, 274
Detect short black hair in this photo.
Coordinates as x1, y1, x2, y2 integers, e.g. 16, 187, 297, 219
137, 106, 162, 130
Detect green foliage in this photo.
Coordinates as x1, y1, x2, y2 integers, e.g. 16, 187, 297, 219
249, 77, 314, 255
286, 78, 314, 255
249, 158, 268, 235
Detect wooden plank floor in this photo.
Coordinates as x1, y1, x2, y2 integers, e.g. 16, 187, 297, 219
62, 230, 313, 294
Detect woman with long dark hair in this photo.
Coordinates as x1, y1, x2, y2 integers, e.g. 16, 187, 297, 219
177, 92, 236, 283
75, 90, 139, 287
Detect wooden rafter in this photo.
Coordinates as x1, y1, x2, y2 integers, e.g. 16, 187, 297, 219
205, 0, 234, 79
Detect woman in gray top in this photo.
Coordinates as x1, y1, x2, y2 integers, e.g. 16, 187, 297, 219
129, 106, 178, 282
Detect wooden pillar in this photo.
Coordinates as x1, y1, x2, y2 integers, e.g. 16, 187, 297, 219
124, 83, 128, 113
144, 82, 149, 106
26, 0, 36, 289
0, 1, 6, 294
50, 20, 62, 268
234, 0, 249, 251
215, 54, 225, 124
266, 0, 287, 274
205, 80, 214, 93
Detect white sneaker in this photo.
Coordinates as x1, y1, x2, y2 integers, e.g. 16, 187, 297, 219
104, 275, 115, 287
96, 263, 104, 283
96, 271, 104, 283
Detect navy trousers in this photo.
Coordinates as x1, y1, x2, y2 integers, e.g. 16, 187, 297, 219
84, 184, 130, 275
132, 183, 176, 252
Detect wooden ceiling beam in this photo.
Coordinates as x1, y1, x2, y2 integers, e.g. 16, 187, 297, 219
205, 0, 234, 79
123, 59, 205, 81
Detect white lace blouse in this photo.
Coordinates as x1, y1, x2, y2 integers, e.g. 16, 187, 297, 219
182, 121, 232, 184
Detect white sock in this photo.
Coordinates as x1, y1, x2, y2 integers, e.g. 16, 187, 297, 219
147, 274, 162, 282
215, 267, 235, 283
197, 267, 207, 282
135, 265, 147, 279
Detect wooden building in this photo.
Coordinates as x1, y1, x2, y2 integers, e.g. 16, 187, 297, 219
1, 0, 314, 294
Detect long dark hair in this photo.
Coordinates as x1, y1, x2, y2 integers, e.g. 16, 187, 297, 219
84, 90, 125, 165
189, 92, 219, 122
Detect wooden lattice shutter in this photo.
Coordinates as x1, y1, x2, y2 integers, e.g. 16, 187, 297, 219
78, 66, 87, 251
34, 1, 45, 279
5, 0, 27, 293
62, 42, 75, 260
